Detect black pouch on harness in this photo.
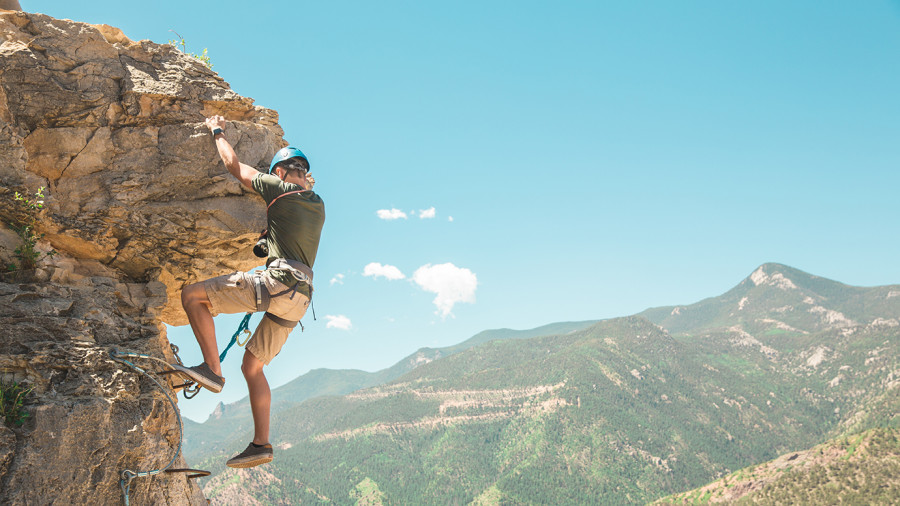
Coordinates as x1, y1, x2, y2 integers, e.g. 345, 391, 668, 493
253, 229, 269, 258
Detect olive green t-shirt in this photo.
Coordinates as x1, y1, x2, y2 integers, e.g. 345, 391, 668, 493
251, 173, 325, 297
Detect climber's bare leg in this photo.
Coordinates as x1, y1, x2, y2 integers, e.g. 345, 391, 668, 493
181, 282, 222, 376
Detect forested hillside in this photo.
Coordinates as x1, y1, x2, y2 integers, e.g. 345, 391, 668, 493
656, 428, 900, 504
192, 264, 899, 504
183, 320, 599, 458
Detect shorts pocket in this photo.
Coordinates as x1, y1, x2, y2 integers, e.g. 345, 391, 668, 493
225, 272, 246, 288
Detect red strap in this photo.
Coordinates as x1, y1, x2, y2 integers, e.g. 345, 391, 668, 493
266, 189, 308, 212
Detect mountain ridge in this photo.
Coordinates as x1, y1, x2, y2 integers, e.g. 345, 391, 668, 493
638, 262, 900, 336
183, 319, 599, 456
187, 263, 899, 504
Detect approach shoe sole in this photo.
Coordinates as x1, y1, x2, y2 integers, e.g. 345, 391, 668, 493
226, 454, 274, 469
170, 364, 224, 393
226, 443, 274, 468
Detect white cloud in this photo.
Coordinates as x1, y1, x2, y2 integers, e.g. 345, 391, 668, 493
412, 263, 477, 318
363, 262, 406, 280
330, 273, 345, 285
448, 216, 454, 222
376, 208, 407, 220
419, 207, 436, 219
325, 314, 352, 330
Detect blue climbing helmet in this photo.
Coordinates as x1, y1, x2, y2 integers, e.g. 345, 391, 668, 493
268, 146, 309, 174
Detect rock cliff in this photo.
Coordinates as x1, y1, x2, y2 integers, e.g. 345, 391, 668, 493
0, 10, 284, 504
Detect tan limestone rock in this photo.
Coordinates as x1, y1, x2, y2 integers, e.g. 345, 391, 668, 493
0, 10, 281, 324
0, 10, 290, 505
0, 0, 21, 12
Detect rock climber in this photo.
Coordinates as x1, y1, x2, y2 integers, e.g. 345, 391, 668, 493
172, 115, 324, 468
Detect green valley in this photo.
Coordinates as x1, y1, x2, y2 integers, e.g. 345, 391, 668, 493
185, 263, 899, 504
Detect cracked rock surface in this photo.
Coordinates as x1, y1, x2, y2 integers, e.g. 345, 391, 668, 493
0, 10, 284, 504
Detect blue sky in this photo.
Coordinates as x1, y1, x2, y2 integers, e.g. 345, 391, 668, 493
36, 1, 900, 421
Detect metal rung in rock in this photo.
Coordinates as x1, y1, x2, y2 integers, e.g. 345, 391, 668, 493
158, 370, 202, 399
166, 468, 212, 480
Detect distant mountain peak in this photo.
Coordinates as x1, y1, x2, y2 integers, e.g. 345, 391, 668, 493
740, 262, 845, 295
748, 264, 799, 290
209, 401, 225, 421
639, 263, 893, 336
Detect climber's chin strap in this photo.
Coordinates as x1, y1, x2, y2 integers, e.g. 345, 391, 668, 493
252, 257, 313, 331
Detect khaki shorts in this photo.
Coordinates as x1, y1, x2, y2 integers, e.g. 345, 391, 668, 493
201, 271, 310, 365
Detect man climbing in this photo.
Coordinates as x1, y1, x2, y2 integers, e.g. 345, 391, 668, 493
172, 115, 325, 468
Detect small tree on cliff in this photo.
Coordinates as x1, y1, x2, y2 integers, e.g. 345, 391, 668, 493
7, 186, 55, 272
0, 381, 31, 428
168, 30, 213, 69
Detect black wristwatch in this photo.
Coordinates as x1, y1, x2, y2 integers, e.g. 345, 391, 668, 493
212, 127, 224, 136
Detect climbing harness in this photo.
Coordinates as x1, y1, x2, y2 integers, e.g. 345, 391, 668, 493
215, 259, 315, 363
256, 259, 313, 305
267, 257, 314, 285
110, 346, 210, 506
256, 259, 314, 330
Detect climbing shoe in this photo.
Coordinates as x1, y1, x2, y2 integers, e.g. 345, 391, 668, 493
226, 442, 274, 468
170, 362, 224, 393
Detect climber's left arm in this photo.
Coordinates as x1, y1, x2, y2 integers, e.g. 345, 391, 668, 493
205, 115, 259, 189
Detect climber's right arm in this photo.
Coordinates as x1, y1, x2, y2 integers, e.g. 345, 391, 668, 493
205, 115, 259, 189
